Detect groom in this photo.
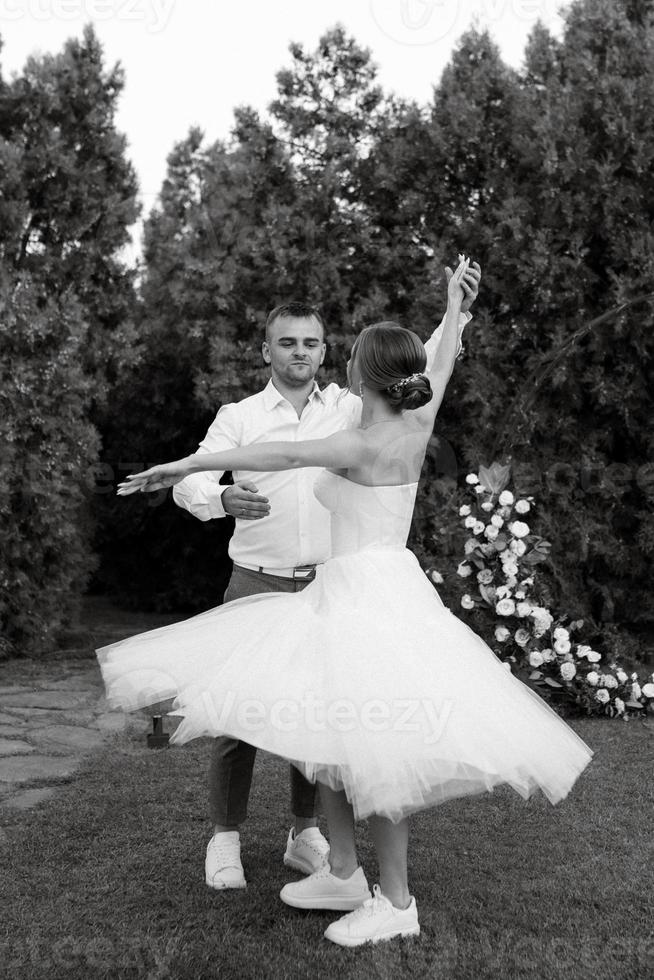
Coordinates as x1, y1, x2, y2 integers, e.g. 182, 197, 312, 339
173, 277, 480, 890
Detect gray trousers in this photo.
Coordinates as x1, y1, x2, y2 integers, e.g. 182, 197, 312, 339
208, 563, 320, 826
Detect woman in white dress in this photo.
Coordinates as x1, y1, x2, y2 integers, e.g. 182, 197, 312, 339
101, 256, 593, 947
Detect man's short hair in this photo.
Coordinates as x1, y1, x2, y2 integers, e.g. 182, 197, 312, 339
265, 302, 325, 340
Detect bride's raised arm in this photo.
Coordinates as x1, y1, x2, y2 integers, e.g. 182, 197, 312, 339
417, 256, 479, 425
117, 429, 368, 495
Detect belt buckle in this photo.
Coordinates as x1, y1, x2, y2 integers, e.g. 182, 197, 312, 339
293, 565, 315, 580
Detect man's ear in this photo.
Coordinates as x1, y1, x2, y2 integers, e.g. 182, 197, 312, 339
319, 343, 326, 365
262, 341, 271, 364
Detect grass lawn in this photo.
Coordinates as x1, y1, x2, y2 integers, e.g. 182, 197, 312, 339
1, 714, 653, 980
2, 598, 653, 979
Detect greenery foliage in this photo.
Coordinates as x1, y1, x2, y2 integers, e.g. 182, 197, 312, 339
0, 27, 139, 656
1, 3, 653, 662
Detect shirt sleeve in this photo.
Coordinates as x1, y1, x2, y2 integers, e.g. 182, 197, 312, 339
424, 311, 473, 371
171, 403, 243, 521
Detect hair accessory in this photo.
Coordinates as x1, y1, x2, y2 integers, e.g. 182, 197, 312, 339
386, 372, 427, 395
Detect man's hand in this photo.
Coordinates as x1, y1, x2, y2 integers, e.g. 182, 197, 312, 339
444, 256, 481, 313
222, 482, 271, 521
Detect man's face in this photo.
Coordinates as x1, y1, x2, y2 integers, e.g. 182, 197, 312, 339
262, 315, 326, 388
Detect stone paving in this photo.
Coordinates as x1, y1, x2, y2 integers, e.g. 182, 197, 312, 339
0, 662, 142, 812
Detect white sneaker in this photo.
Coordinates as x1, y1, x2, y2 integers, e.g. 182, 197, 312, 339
280, 863, 371, 911
283, 826, 330, 874
205, 831, 246, 890
324, 884, 420, 947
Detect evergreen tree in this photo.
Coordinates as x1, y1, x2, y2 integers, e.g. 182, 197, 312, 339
0, 27, 139, 655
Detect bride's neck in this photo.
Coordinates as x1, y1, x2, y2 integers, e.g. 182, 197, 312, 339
360, 390, 398, 428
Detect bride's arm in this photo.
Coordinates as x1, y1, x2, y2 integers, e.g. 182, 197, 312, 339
117, 430, 367, 495
417, 257, 477, 424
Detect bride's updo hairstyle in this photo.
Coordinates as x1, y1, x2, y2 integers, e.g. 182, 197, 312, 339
352, 321, 432, 411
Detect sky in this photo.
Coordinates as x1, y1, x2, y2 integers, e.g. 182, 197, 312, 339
0, 0, 567, 254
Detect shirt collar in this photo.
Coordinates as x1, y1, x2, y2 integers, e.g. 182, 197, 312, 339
262, 378, 326, 410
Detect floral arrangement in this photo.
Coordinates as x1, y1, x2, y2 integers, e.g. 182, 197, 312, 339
428, 463, 654, 719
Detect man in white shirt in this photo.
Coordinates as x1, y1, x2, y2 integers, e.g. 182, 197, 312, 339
174, 281, 478, 891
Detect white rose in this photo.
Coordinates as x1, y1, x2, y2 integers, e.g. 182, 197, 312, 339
499, 490, 514, 506
528, 650, 544, 668
575, 645, 592, 659
514, 590, 525, 600
480, 543, 495, 555
508, 521, 530, 539
595, 689, 610, 704
466, 473, 479, 485
531, 608, 553, 628
560, 662, 576, 681
521, 576, 534, 586
461, 594, 475, 610
509, 539, 527, 556
554, 638, 571, 656
474, 485, 485, 494
464, 538, 477, 555
614, 697, 625, 715
515, 499, 531, 514
481, 501, 493, 512
477, 569, 493, 585
553, 627, 569, 641
491, 514, 504, 528
496, 585, 512, 599
586, 651, 601, 663
496, 598, 516, 617
642, 683, 654, 698
540, 648, 554, 662
473, 521, 485, 535
459, 504, 471, 517
484, 525, 499, 541
495, 626, 511, 642
631, 681, 642, 700
616, 668, 628, 684
430, 570, 444, 584
586, 671, 599, 686
631, 672, 639, 681
457, 562, 473, 578
516, 602, 532, 618
602, 675, 618, 690
464, 516, 476, 529
502, 561, 518, 578
514, 629, 530, 647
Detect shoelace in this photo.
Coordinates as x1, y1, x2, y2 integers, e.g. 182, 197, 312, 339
208, 839, 241, 871
307, 863, 334, 881
343, 884, 388, 921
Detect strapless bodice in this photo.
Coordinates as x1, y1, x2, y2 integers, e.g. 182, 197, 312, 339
313, 470, 419, 557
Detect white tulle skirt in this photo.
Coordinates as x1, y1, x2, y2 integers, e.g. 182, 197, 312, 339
97, 547, 594, 822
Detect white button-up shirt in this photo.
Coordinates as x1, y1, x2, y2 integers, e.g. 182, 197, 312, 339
172, 312, 471, 568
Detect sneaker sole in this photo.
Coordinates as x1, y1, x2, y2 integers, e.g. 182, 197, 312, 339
205, 876, 247, 891
325, 924, 420, 947
280, 889, 372, 911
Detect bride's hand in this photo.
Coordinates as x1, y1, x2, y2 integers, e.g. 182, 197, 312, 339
445, 254, 480, 311
117, 458, 192, 496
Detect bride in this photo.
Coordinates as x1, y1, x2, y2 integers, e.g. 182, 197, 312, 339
100, 256, 593, 948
